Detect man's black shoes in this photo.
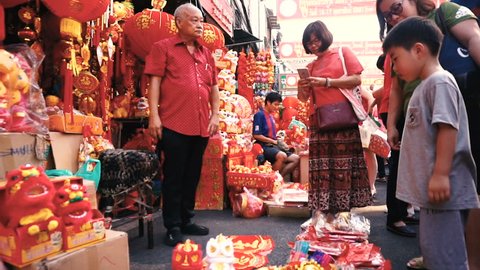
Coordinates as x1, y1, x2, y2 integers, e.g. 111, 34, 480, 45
386, 224, 416, 237
404, 215, 420, 225
164, 227, 184, 247
181, 223, 209, 235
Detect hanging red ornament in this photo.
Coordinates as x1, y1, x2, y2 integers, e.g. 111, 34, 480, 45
123, 9, 177, 60
0, 0, 28, 8
198, 22, 225, 51
283, 96, 299, 109
41, 0, 110, 23
0, 4, 4, 41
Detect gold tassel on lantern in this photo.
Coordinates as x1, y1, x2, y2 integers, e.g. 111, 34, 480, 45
60, 18, 82, 41
152, 0, 167, 10
60, 18, 82, 76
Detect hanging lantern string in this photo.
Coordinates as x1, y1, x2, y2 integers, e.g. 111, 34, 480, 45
149, 1, 165, 31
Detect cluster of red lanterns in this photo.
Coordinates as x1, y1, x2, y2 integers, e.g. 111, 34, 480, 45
123, 9, 226, 60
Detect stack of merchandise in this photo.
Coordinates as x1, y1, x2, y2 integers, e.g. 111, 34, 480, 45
277, 212, 392, 269
171, 234, 275, 270
0, 165, 105, 268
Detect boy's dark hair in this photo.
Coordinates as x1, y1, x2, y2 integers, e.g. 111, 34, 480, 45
264, 91, 282, 104
302, 20, 333, 54
383, 16, 443, 56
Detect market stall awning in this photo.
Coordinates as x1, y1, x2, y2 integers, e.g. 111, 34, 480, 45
226, 29, 261, 47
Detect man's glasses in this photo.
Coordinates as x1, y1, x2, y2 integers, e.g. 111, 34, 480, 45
383, 0, 404, 23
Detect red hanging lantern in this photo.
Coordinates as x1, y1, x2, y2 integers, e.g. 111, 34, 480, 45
283, 96, 299, 109
41, 0, 109, 23
199, 22, 225, 51
123, 9, 177, 60
0, 4, 4, 41
0, 0, 28, 8
282, 107, 298, 123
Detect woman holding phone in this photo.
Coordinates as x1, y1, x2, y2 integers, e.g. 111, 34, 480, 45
297, 20, 372, 216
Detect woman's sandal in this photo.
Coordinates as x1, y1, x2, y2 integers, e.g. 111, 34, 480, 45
407, 256, 427, 270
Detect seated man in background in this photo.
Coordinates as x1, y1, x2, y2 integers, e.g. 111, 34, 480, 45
253, 92, 300, 180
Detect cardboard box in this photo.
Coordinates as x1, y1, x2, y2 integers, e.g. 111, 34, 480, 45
0, 133, 49, 181
62, 209, 105, 252
48, 132, 83, 173
0, 218, 64, 267
226, 171, 276, 192
49, 113, 103, 136
265, 202, 310, 218
195, 157, 225, 210
83, 180, 98, 209
19, 230, 129, 270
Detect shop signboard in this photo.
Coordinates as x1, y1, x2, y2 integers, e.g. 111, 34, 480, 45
276, 0, 384, 88
199, 0, 234, 37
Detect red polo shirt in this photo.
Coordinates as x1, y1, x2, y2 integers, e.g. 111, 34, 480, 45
307, 47, 363, 109
144, 35, 218, 137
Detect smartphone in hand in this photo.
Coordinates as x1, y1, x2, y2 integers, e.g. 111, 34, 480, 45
297, 68, 310, 79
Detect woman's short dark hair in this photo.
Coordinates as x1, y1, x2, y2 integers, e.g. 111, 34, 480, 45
302, 20, 333, 54
265, 91, 282, 104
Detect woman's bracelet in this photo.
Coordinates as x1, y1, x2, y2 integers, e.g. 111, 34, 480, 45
325, 77, 331, 87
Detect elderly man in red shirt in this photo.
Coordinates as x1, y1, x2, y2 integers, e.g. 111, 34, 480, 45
144, 3, 220, 247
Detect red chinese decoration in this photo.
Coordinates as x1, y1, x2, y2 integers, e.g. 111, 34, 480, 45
283, 96, 299, 109
123, 9, 177, 60
199, 22, 225, 51
41, 0, 109, 22
0, 0, 28, 8
0, 4, 4, 41
172, 239, 203, 270
237, 50, 254, 108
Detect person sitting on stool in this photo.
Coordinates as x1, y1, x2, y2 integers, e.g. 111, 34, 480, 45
253, 92, 300, 180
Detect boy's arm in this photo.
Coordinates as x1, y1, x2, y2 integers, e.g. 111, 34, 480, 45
428, 123, 457, 204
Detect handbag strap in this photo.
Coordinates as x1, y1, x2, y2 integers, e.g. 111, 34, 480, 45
311, 47, 347, 107
338, 46, 348, 76
338, 47, 368, 120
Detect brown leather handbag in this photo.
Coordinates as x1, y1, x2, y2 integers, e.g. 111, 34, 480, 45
315, 101, 358, 131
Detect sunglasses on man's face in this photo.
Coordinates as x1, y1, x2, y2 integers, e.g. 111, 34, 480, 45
383, 0, 404, 23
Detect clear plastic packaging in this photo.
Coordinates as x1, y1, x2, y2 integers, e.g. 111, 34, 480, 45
0, 44, 48, 134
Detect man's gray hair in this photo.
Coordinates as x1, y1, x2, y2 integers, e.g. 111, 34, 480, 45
174, 3, 201, 20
